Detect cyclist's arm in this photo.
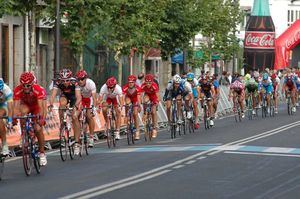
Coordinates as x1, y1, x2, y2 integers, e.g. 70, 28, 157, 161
92, 92, 97, 107
156, 91, 160, 102
38, 99, 45, 119
75, 89, 82, 109
7, 100, 13, 119
13, 99, 21, 116
49, 88, 58, 106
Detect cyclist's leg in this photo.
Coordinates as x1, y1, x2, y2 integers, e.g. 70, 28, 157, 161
176, 94, 183, 123
0, 107, 8, 154
239, 90, 245, 114
151, 102, 159, 138
69, 97, 80, 144
112, 99, 121, 134
124, 97, 131, 126
59, 96, 68, 126
132, 103, 140, 139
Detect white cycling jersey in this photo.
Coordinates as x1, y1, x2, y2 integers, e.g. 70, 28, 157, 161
166, 79, 192, 93
0, 83, 13, 104
99, 84, 123, 99
80, 78, 97, 98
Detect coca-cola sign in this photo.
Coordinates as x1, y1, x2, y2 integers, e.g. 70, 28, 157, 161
285, 31, 300, 50
244, 31, 275, 49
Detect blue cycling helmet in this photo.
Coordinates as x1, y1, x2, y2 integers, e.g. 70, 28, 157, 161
262, 73, 269, 80
0, 78, 4, 91
187, 73, 194, 81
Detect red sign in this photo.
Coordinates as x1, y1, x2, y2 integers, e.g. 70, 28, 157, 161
244, 31, 275, 49
285, 30, 300, 49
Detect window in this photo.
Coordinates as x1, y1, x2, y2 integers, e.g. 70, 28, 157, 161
288, 10, 290, 22
291, 10, 294, 22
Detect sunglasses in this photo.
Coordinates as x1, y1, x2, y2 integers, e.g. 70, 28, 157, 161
62, 79, 70, 83
108, 86, 115, 90
78, 78, 86, 81
23, 84, 32, 88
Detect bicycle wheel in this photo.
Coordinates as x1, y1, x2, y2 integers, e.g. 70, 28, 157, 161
59, 128, 68, 161
22, 132, 32, 176
248, 95, 253, 120
67, 130, 74, 160
0, 155, 5, 180
171, 124, 176, 139
287, 97, 291, 115
188, 118, 195, 134
32, 142, 40, 174
203, 105, 209, 130
235, 102, 240, 122
84, 133, 89, 155
127, 118, 134, 145
270, 97, 275, 117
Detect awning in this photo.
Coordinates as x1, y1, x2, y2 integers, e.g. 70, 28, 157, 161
145, 48, 161, 60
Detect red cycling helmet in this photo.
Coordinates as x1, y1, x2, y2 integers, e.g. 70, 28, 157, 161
271, 73, 277, 79
76, 70, 88, 79
59, 69, 72, 79
128, 75, 137, 82
145, 74, 154, 83
106, 77, 117, 88
20, 72, 35, 85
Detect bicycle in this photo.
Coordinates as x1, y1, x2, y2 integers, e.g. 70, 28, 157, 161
261, 92, 268, 118
0, 116, 11, 180
52, 107, 75, 161
124, 104, 137, 145
247, 94, 253, 120
143, 101, 153, 142
233, 94, 242, 122
202, 97, 211, 129
79, 107, 93, 156
269, 93, 275, 117
170, 98, 178, 139
184, 102, 195, 134
286, 91, 294, 115
15, 114, 41, 176
103, 104, 116, 148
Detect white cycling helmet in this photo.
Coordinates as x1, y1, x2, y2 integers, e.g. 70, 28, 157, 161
173, 74, 181, 84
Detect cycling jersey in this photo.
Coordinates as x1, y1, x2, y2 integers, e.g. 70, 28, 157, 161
122, 84, 142, 104
230, 80, 245, 96
246, 81, 258, 92
260, 79, 273, 94
164, 79, 192, 100
0, 83, 13, 110
141, 82, 159, 104
13, 84, 46, 114
53, 78, 80, 107
79, 78, 96, 107
100, 84, 123, 106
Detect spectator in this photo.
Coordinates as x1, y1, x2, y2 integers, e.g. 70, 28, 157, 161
227, 72, 232, 84
136, 73, 144, 86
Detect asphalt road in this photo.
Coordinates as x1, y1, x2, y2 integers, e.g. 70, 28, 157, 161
1, 105, 300, 199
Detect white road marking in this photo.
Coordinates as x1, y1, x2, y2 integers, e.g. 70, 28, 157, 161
224, 151, 300, 158
185, 160, 197, 165
263, 147, 295, 153
173, 165, 185, 169
197, 156, 207, 160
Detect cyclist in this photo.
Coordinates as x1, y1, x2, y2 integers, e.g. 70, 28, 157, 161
49, 69, 82, 155
98, 77, 123, 140
141, 74, 160, 138
199, 76, 215, 126
186, 73, 200, 129
229, 74, 245, 118
164, 74, 193, 129
212, 74, 220, 118
283, 68, 297, 113
271, 73, 280, 114
122, 75, 142, 140
259, 73, 274, 114
245, 77, 259, 115
13, 72, 47, 166
76, 70, 97, 147
0, 78, 13, 155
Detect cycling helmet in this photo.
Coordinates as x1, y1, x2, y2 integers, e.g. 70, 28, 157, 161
128, 75, 137, 82
245, 74, 251, 81
271, 73, 277, 80
106, 77, 117, 88
186, 73, 194, 81
20, 72, 35, 85
145, 74, 154, 83
262, 73, 269, 80
173, 74, 181, 84
0, 78, 4, 91
59, 69, 72, 79
76, 70, 88, 79
253, 71, 259, 78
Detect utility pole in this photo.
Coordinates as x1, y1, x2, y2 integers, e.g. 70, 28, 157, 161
55, 0, 60, 77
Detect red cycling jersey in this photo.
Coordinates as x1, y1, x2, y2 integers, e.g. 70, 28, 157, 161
13, 84, 46, 114
122, 84, 141, 104
141, 82, 159, 104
